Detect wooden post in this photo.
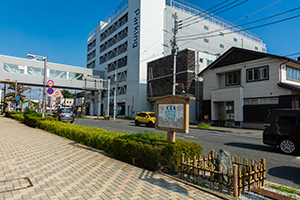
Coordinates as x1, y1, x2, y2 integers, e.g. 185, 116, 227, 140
261, 158, 266, 187
238, 169, 242, 196
248, 165, 252, 193
211, 149, 215, 165
180, 153, 185, 179
202, 160, 206, 186
253, 163, 258, 188
227, 166, 231, 195
167, 130, 176, 143
242, 167, 246, 194
187, 156, 191, 182
233, 165, 238, 198
218, 165, 223, 192
210, 164, 214, 189
193, 155, 197, 182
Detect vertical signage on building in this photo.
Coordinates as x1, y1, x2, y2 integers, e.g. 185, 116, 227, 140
132, 8, 140, 48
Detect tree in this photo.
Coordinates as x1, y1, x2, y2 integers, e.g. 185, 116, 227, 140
4, 82, 28, 103
61, 89, 75, 98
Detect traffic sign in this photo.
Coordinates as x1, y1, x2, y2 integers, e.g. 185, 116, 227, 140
47, 80, 54, 87
47, 88, 54, 95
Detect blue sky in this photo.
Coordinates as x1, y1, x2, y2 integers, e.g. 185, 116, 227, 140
1, 0, 300, 98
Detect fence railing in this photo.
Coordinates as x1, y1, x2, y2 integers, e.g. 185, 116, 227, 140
180, 150, 266, 198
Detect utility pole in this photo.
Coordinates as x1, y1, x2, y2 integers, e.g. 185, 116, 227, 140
172, 13, 178, 95
39, 88, 42, 113
113, 71, 117, 120
14, 80, 17, 111
107, 79, 110, 118
28, 87, 31, 109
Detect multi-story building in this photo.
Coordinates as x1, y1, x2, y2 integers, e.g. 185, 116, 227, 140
86, 0, 267, 118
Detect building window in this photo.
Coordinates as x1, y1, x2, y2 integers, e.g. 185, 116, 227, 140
244, 98, 279, 105
199, 58, 203, 63
3, 63, 24, 74
247, 66, 268, 82
262, 47, 266, 52
27, 66, 44, 76
287, 66, 300, 81
207, 59, 213, 66
255, 46, 258, 50
204, 25, 209, 30
220, 32, 224, 36
204, 38, 209, 43
220, 44, 224, 48
226, 71, 240, 86
233, 38, 237, 42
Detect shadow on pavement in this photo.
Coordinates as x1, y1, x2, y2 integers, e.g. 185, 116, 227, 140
223, 142, 279, 153
138, 170, 196, 199
268, 166, 300, 185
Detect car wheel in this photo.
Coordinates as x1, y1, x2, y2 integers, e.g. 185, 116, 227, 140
279, 138, 298, 154
70, 121, 74, 124
147, 122, 154, 127
135, 120, 139, 126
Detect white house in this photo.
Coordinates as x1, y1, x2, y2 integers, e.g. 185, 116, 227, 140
199, 47, 300, 129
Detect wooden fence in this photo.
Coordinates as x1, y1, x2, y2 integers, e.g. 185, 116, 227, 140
180, 150, 266, 198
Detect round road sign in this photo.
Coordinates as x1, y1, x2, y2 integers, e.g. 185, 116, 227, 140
47, 80, 54, 87
47, 88, 54, 95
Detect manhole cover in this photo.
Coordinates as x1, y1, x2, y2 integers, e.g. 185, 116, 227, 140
0, 177, 33, 193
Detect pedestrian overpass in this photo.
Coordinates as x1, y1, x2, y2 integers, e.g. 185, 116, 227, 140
0, 54, 103, 90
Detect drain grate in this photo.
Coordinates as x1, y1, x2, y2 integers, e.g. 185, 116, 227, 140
0, 177, 33, 193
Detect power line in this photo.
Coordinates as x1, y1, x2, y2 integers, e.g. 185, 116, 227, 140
178, 14, 300, 42
179, 0, 249, 29
179, 0, 230, 23
177, 6, 300, 40
233, 0, 282, 24
285, 52, 300, 57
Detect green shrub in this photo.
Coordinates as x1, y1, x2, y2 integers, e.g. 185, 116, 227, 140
196, 122, 213, 129
8, 114, 203, 174
10, 114, 24, 122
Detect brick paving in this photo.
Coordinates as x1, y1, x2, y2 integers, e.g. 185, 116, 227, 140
0, 116, 231, 200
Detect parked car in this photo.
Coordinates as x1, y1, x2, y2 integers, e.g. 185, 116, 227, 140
263, 109, 300, 154
135, 111, 155, 127
53, 108, 74, 123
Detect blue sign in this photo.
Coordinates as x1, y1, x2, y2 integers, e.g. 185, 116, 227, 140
47, 88, 54, 95
15, 97, 19, 101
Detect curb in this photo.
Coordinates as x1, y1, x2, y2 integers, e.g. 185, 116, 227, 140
161, 173, 235, 200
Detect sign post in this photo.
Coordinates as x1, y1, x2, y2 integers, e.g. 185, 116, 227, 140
153, 95, 195, 142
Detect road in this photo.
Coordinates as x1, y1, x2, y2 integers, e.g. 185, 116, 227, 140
74, 118, 300, 189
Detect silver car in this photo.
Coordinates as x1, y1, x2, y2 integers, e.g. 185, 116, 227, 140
53, 109, 74, 123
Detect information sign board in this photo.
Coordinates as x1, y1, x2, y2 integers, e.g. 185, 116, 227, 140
157, 104, 184, 129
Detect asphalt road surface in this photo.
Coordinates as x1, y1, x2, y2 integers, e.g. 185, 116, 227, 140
74, 118, 300, 189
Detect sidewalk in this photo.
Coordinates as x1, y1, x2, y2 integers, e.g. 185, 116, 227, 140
0, 116, 233, 200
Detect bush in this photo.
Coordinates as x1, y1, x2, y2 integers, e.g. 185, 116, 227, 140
196, 122, 213, 129
8, 114, 203, 174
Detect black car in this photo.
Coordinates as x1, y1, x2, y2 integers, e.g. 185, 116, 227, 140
263, 109, 300, 154
53, 108, 74, 123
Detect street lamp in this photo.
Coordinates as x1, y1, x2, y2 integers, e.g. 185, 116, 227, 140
27, 54, 47, 118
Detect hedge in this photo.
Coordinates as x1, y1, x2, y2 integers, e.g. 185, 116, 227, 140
5, 112, 203, 174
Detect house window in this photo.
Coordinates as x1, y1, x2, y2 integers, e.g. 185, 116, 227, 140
220, 32, 224, 36
226, 71, 240, 86
199, 58, 203, 63
233, 38, 237, 42
204, 25, 209, 30
244, 98, 278, 105
207, 60, 213, 66
204, 38, 209, 43
220, 44, 224, 48
255, 46, 258, 50
287, 66, 300, 82
247, 66, 269, 82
